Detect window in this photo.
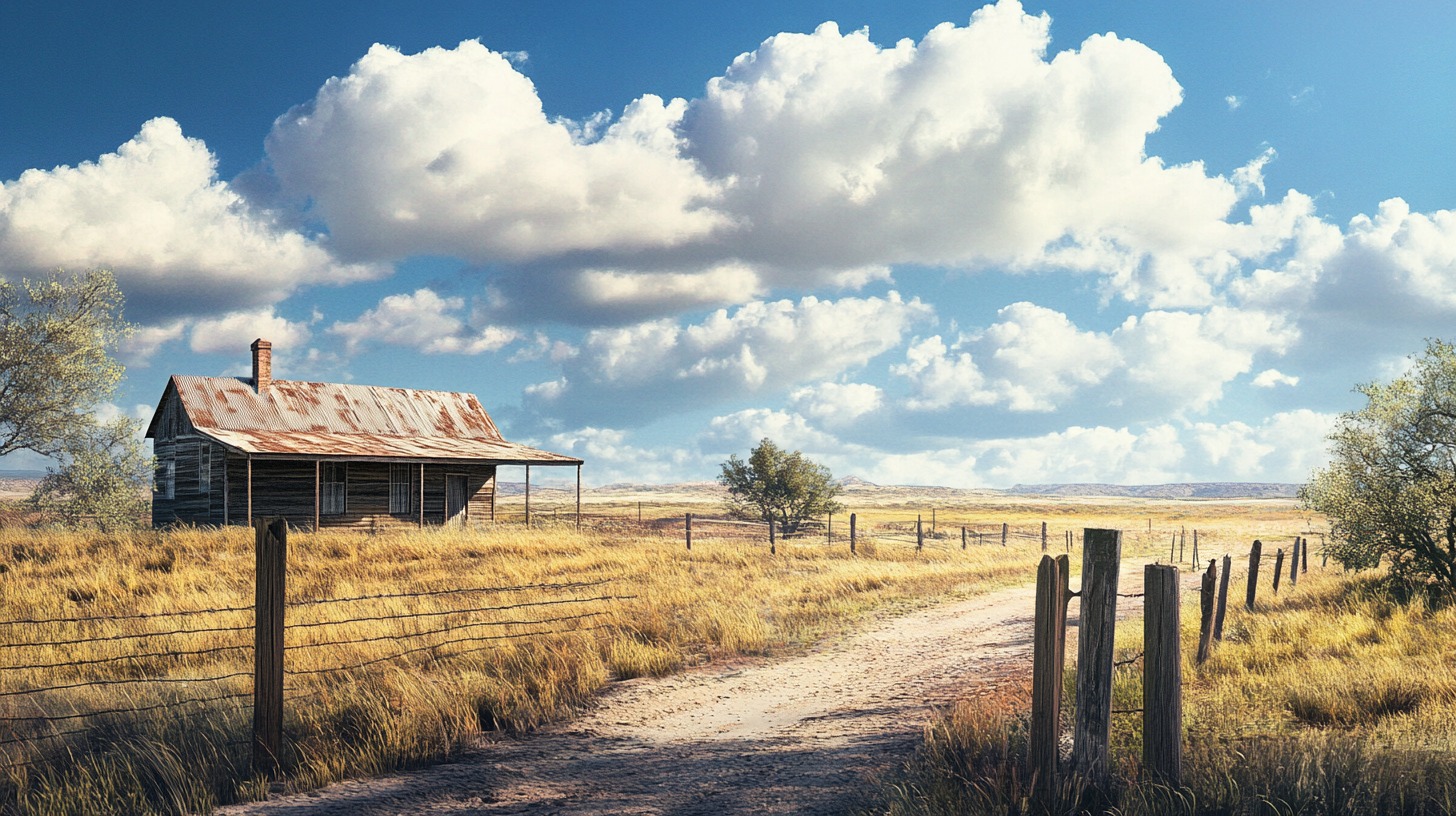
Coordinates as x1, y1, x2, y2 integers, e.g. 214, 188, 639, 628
197, 445, 211, 494
154, 459, 175, 499
389, 464, 413, 514
321, 462, 347, 515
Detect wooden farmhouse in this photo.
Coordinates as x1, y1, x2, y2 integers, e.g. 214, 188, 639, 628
145, 339, 582, 530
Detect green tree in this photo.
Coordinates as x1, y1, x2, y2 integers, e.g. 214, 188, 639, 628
0, 267, 131, 457
30, 416, 151, 530
1302, 339, 1456, 588
718, 438, 842, 533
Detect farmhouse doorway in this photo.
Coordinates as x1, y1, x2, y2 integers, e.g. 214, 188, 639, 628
446, 475, 468, 526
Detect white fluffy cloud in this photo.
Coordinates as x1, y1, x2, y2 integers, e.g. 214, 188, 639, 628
524, 292, 930, 426
893, 302, 1292, 418
0, 118, 380, 323
265, 41, 728, 264
329, 288, 517, 355
189, 307, 313, 356
788, 382, 885, 429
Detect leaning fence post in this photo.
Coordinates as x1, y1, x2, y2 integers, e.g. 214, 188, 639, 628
1273, 548, 1285, 595
917, 515, 924, 551
1290, 538, 1300, 587
685, 513, 692, 550
1073, 529, 1121, 787
1031, 553, 1069, 804
850, 513, 857, 555
1214, 553, 1231, 642
1143, 564, 1182, 786
253, 517, 287, 777
1246, 540, 1262, 611
1196, 559, 1217, 664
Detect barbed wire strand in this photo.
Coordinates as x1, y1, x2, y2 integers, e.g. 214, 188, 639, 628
286, 609, 612, 653
286, 594, 626, 631
286, 623, 612, 677
0, 603, 252, 629
288, 578, 613, 608
0, 689, 253, 724
0, 670, 252, 700
0, 641, 251, 674
0, 622, 253, 651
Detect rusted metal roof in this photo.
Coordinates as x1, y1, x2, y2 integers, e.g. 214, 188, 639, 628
153, 375, 581, 465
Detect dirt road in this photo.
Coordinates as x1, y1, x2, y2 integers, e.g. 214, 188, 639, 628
220, 574, 1144, 816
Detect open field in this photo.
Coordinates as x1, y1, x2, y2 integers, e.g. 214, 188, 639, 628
0, 489, 1312, 814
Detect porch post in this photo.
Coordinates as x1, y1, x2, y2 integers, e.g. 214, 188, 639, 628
223, 455, 230, 526
246, 455, 253, 523
576, 464, 582, 530
525, 465, 531, 527
418, 462, 424, 528
313, 460, 321, 532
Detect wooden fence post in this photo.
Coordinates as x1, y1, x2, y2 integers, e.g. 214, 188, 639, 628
1246, 540, 1262, 611
1031, 554, 1069, 804
1073, 529, 1121, 787
850, 513, 857, 555
961, 526, 967, 550
1272, 548, 1285, 595
931, 508, 936, 535
1179, 527, 1185, 565
1169, 533, 1176, 562
685, 513, 692, 550
1001, 522, 1008, 546
1302, 536, 1310, 573
1290, 538, 1300, 587
1041, 521, 1048, 552
253, 517, 287, 777
1196, 559, 1216, 664
827, 512, 832, 544
1143, 564, 1182, 786
917, 515, 924, 551
769, 519, 776, 555
1214, 553, 1231, 642
1192, 530, 1199, 567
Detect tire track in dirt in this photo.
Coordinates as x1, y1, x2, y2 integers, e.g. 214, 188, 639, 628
219, 568, 1155, 816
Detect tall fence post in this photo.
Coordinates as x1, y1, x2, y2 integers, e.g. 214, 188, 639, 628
1196, 559, 1217, 664
769, 518, 776, 555
1214, 553, 1231, 641
253, 518, 287, 777
916, 516, 924, 551
850, 513, 857, 555
827, 512, 832, 544
1041, 521, 1048, 552
1246, 540, 1263, 611
931, 508, 936, 535
1001, 522, 1008, 546
1179, 528, 1185, 565
1273, 548, 1285, 595
685, 513, 692, 550
1192, 530, 1199, 567
961, 526, 967, 550
1290, 538, 1300, 587
1302, 536, 1310, 573
1031, 554, 1069, 804
1143, 564, 1182, 786
1073, 528, 1121, 787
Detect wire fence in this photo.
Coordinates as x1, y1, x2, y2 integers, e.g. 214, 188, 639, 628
0, 559, 626, 778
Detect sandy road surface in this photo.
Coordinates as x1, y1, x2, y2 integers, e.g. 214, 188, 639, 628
221, 572, 1151, 816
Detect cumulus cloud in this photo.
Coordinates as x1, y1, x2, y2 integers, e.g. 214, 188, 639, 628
892, 302, 1291, 419
329, 288, 518, 355
0, 117, 380, 323
788, 382, 885, 429
189, 307, 313, 356
1252, 369, 1299, 388
265, 41, 729, 264
523, 292, 930, 427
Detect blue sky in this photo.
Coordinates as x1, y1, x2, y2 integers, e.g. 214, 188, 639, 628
2, 1, 1453, 486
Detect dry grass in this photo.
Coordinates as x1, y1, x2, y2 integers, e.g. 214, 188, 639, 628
870, 558, 1456, 815
0, 505, 1046, 815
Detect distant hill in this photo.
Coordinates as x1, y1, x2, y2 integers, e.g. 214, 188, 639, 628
1005, 482, 1300, 499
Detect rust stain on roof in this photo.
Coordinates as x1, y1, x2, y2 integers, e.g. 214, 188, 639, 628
161, 375, 580, 464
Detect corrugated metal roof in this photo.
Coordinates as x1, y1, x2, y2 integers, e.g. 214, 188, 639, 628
155, 375, 581, 464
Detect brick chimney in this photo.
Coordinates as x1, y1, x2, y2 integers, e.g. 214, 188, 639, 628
251, 338, 272, 394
